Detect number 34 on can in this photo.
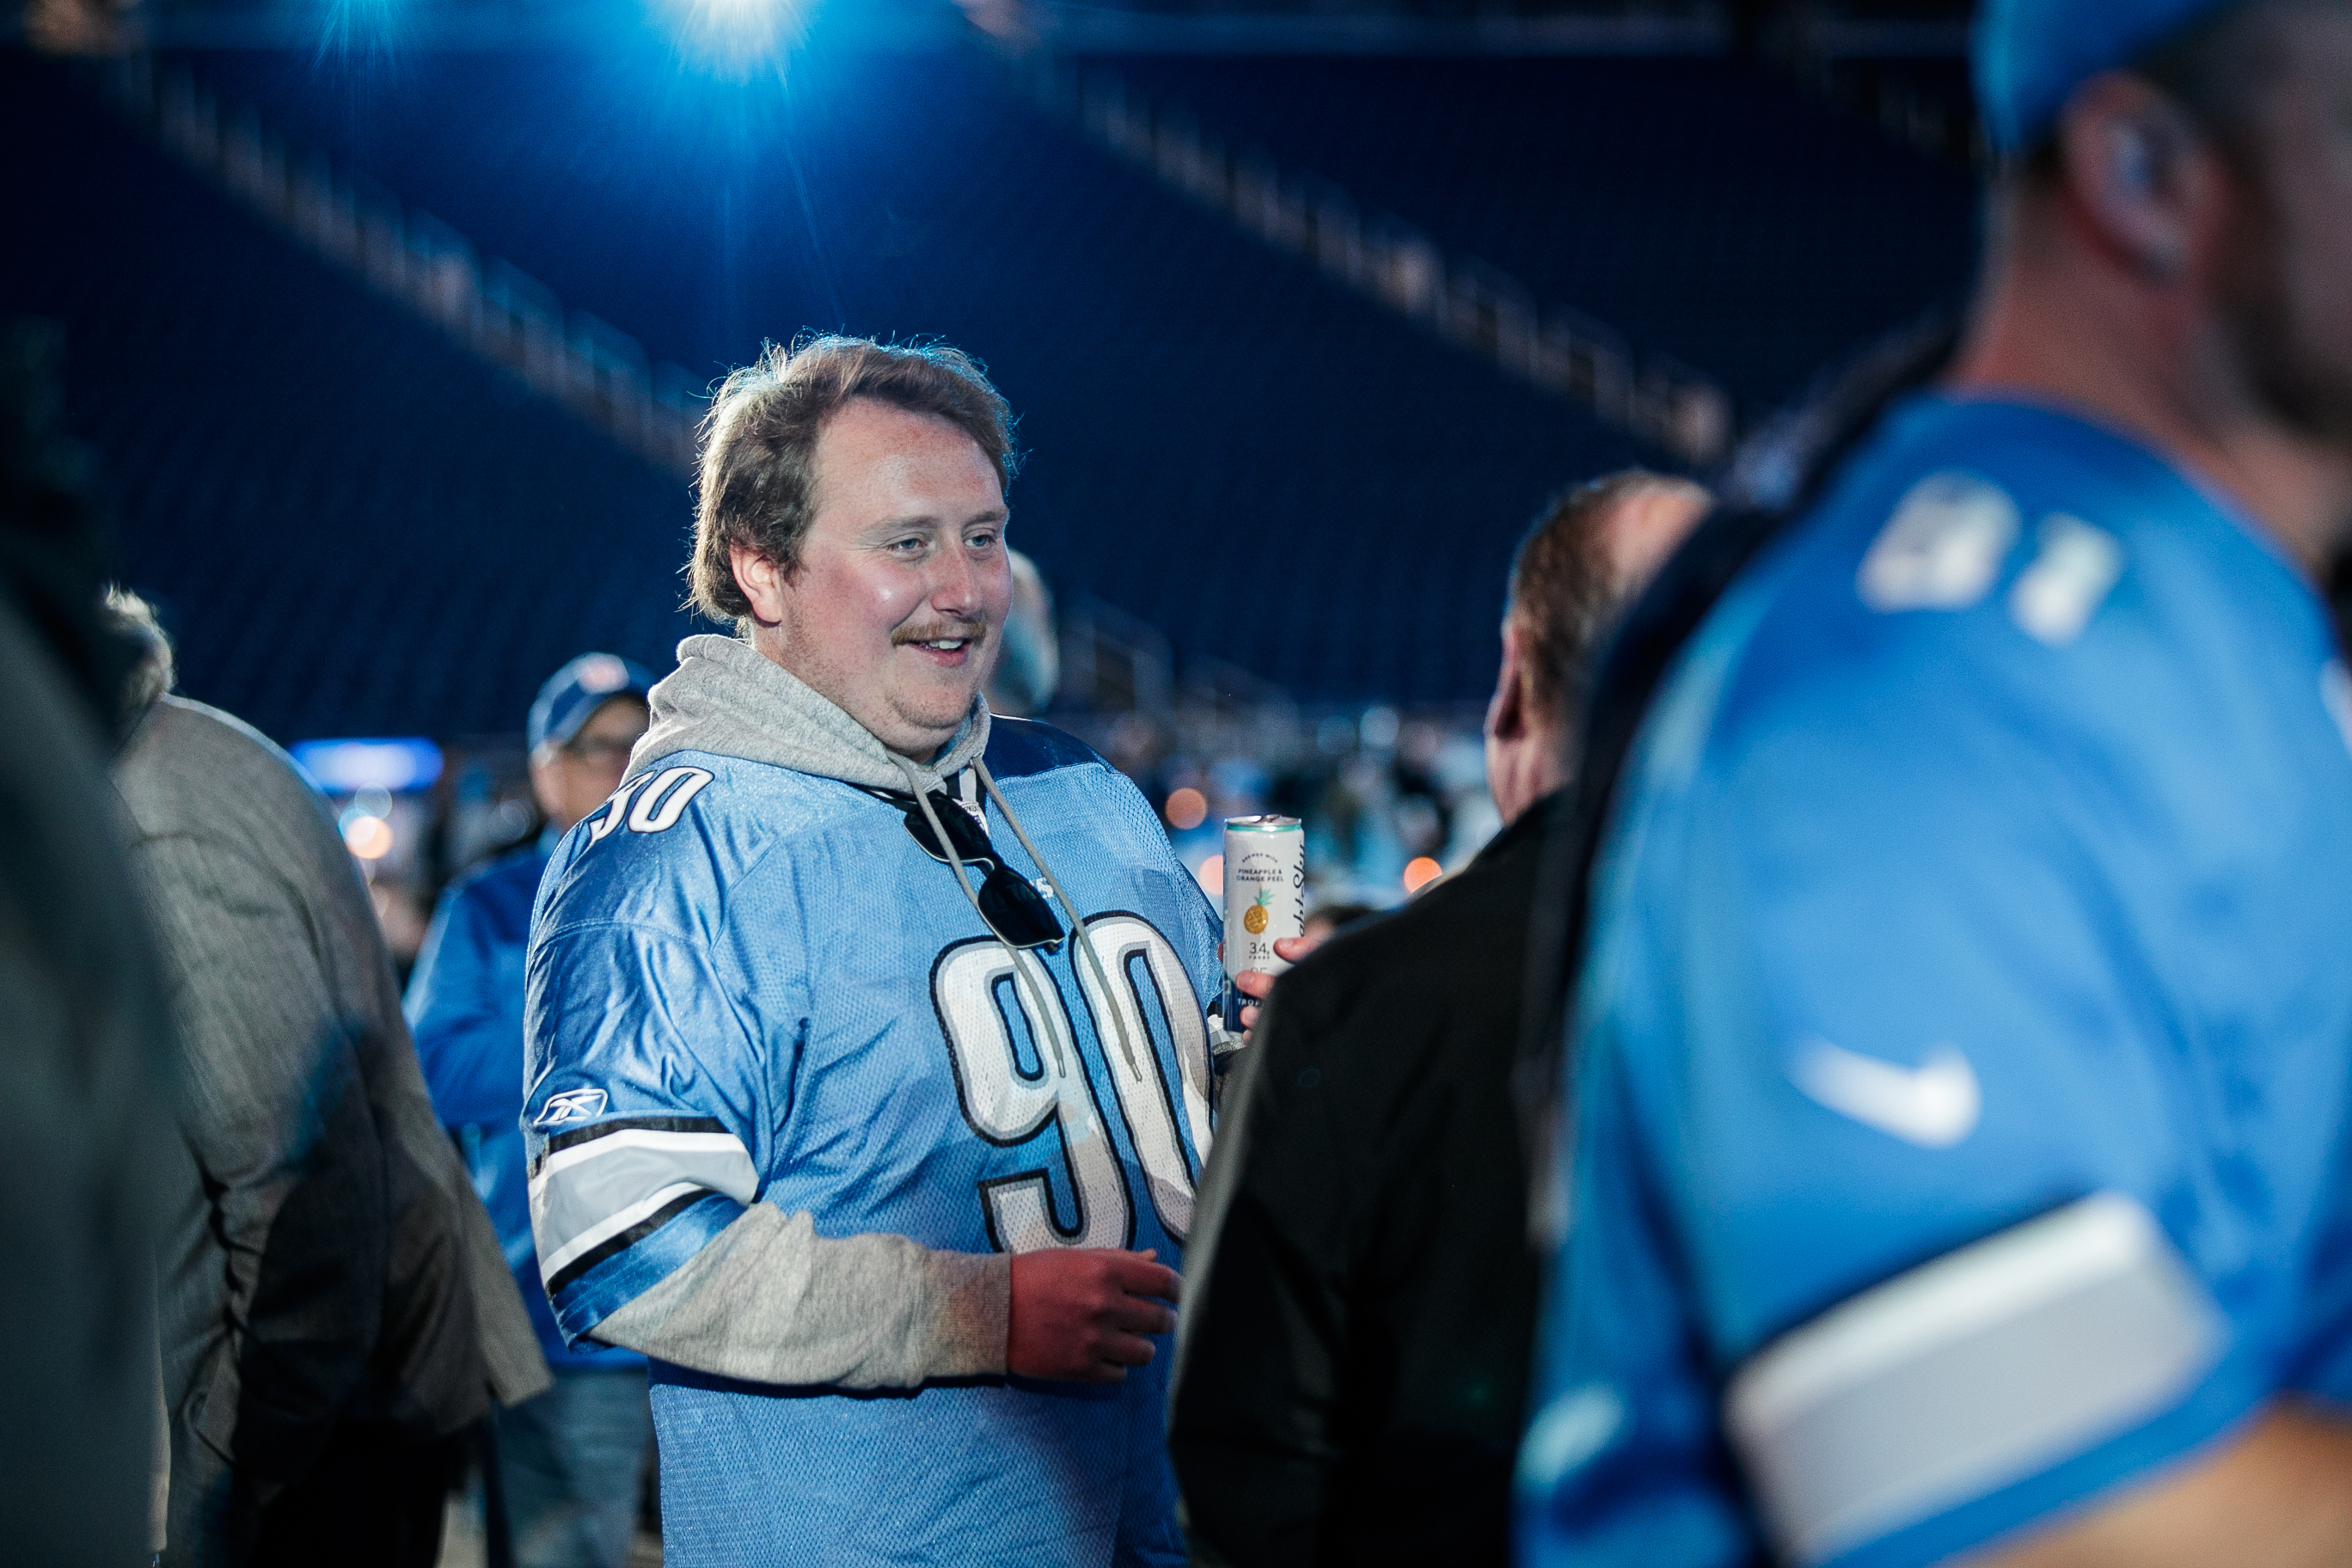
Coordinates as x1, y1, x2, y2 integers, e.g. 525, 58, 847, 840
1222, 815, 1306, 990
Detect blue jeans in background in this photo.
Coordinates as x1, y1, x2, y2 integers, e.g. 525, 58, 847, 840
496, 1366, 654, 1568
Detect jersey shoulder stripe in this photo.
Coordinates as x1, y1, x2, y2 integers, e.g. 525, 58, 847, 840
529, 1112, 756, 1341
548, 1190, 739, 1343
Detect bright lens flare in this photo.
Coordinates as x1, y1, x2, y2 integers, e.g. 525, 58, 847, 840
1197, 854, 1224, 897
1403, 856, 1442, 894
343, 813, 395, 861
660, 0, 808, 77
1165, 787, 1208, 831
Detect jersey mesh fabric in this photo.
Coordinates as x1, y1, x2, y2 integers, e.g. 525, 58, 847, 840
1518, 395, 2352, 1568
525, 718, 1219, 1567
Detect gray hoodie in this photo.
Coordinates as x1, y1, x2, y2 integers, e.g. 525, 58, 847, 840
625, 633, 993, 793
588, 634, 1013, 1388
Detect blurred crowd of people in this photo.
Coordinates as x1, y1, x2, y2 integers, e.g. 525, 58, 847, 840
364, 616, 1517, 993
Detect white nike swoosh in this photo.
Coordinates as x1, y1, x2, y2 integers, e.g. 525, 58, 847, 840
1790, 1038, 1981, 1148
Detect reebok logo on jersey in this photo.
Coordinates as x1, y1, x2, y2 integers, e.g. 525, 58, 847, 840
535, 1087, 609, 1128
1791, 1038, 1981, 1148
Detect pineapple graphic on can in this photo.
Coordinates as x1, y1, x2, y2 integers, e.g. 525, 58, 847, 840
1222, 814, 1306, 1014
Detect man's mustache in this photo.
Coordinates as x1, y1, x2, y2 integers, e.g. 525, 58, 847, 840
892, 619, 991, 646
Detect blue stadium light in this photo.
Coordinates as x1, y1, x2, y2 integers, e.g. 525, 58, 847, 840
291, 738, 444, 793
658, 0, 810, 76
318, 0, 407, 52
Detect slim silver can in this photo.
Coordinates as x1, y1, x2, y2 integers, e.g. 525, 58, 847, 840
1222, 814, 1306, 1012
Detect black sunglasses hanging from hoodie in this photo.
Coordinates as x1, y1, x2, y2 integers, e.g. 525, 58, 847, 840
883, 778, 1067, 952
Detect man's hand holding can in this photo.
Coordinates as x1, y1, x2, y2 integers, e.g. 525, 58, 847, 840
1228, 935, 1319, 1035
1222, 814, 1308, 1037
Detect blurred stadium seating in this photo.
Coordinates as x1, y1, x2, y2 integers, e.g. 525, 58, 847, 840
1083, 54, 1977, 410
136, 39, 1663, 714
0, 47, 703, 744
0, 15, 1978, 905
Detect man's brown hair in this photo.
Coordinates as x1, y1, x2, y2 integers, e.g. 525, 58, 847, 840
688, 335, 1021, 627
1508, 469, 1709, 719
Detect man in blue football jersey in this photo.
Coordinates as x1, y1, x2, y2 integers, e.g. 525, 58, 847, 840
407, 650, 655, 1568
521, 336, 1226, 1565
1521, 3, 2352, 1566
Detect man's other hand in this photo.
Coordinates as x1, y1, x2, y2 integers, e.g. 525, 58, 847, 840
1008, 1247, 1181, 1383
1230, 934, 1320, 1035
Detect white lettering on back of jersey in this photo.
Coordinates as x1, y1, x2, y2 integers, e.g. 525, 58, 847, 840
2010, 514, 2123, 646
1858, 472, 2018, 613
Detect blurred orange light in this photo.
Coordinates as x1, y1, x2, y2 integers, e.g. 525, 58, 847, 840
1166, 787, 1209, 830
1197, 854, 1224, 897
344, 813, 395, 861
1403, 856, 1442, 894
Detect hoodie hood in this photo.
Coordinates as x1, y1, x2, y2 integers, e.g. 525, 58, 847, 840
628, 634, 992, 793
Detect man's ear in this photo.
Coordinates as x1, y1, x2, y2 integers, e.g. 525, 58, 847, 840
730, 544, 787, 628
1486, 622, 1532, 744
2058, 72, 2214, 284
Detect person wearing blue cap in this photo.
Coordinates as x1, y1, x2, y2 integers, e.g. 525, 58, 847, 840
1520, 3, 2352, 1566
407, 651, 657, 1568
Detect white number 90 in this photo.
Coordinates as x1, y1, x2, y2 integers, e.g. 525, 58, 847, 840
931, 913, 1212, 1253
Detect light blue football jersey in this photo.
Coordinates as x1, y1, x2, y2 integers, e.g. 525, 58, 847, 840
1519, 396, 2352, 1568
523, 718, 1222, 1567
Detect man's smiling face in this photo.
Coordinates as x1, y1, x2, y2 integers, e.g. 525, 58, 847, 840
732, 396, 1014, 759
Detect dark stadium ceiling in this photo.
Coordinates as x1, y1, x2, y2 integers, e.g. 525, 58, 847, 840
12, 0, 1983, 175
12, 0, 1972, 58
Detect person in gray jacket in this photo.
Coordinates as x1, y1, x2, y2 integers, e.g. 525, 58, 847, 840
107, 596, 547, 1568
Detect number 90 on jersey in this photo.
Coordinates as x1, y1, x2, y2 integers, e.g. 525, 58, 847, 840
930, 912, 1214, 1255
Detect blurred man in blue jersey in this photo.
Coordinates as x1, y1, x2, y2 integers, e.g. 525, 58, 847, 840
521, 336, 1227, 1567
1521, 3, 2352, 1566
407, 651, 655, 1568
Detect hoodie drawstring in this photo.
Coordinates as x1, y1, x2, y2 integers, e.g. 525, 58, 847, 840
893, 755, 1075, 1081
974, 759, 1145, 1085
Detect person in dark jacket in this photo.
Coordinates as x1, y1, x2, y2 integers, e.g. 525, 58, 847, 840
0, 323, 180, 1567
1168, 469, 1708, 1568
